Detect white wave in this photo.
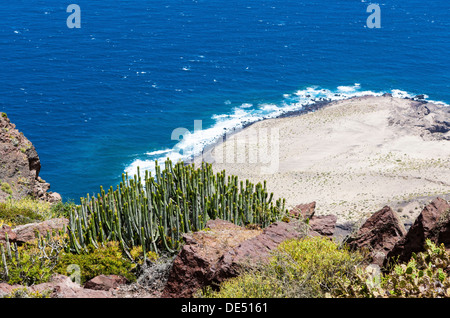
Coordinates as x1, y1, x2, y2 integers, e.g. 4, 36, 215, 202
145, 149, 172, 156
124, 85, 449, 178
337, 83, 360, 93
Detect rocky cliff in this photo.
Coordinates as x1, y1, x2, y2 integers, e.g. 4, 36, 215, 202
0, 112, 61, 203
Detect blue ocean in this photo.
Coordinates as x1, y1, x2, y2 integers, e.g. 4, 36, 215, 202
1, 1, 449, 202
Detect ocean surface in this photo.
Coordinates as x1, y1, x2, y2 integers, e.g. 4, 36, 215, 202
1, 0, 449, 202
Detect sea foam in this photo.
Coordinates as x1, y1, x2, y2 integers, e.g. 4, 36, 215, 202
124, 85, 448, 178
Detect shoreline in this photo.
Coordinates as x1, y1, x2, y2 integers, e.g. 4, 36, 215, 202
193, 94, 450, 224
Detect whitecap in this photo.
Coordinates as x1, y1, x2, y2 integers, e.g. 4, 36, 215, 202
124, 85, 448, 178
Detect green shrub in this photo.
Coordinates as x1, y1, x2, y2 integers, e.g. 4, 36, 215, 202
2, 287, 51, 298
1, 112, 7, 119
0, 235, 66, 286
201, 236, 364, 298
54, 241, 136, 284
0, 197, 50, 227
1, 182, 12, 195
49, 200, 76, 219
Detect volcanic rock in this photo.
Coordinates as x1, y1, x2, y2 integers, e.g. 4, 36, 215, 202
162, 218, 309, 298
288, 201, 316, 219
0, 112, 61, 203
12, 217, 69, 244
386, 197, 450, 265
345, 206, 406, 267
84, 275, 128, 291
309, 214, 337, 237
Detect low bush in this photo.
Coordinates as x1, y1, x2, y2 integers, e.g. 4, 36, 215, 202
0, 235, 66, 286
0, 197, 74, 227
201, 236, 365, 298
0, 197, 50, 227
54, 241, 136, 284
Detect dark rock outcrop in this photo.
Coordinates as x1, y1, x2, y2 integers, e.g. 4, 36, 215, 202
162, 219, 262, 298
386, 197, 450, 265
387, 100, 450, 141
345, 206, 406, 267
0, 112, 61, 203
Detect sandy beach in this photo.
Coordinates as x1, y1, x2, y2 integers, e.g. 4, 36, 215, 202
195, 95, 450, 224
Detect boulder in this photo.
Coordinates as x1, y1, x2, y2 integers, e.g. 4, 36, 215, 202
84, 275, 128, 291
12, 217, 69, 244
386, 197, 450, 265
309, 214, 337, 237
288, 201, 316, 219
345, 206, 406, 267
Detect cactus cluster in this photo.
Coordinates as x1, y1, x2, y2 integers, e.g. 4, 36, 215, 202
0, 231, 65, 285
68, 159, 286, 256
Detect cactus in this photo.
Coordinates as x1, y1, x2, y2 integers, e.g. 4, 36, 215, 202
67, 159, 288, 256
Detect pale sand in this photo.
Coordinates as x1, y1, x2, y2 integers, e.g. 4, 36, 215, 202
194, 95, 450, 223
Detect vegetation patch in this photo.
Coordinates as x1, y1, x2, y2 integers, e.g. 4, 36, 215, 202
200, 236, 365, 298
0, 182, 13, 195
54, 241, 137, 284
68, 159, 287, 256
0, 197, 75, 227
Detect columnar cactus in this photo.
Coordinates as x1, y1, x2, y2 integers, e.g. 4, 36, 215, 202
68, 159, 287, 256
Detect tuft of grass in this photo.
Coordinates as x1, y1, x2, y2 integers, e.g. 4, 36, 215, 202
1, 182, 13, 195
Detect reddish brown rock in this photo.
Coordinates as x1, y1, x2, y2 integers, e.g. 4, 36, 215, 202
162, 219, 261, 298
0, 113, 61, 203
289, 202, 316, 219
84, 275, 128, 291
0, 225, 17, 243
346, 206, 406, 267
309, 215, 337, 237
386, 197, 450, 265
0, 275, 115, 298
162, 218, 309, 298
0, 283, 21, 297
12, 217, 69, 244
33, 275, 114, 298
209, 220, 308, 287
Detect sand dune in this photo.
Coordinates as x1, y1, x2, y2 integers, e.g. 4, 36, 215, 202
195, 95, 450, 223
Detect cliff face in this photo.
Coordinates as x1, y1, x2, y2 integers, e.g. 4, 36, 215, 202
0, 112, 61, 203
